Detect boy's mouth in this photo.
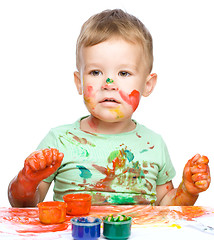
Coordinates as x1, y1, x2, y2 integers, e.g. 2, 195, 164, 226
100, 98, 120, 103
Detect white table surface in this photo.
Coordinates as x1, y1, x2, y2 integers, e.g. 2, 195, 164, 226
0, 206, 213, 240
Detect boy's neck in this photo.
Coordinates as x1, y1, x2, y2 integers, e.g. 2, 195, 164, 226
80, 115, 136, 134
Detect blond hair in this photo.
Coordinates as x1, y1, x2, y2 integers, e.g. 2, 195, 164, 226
76, 9, 153, 73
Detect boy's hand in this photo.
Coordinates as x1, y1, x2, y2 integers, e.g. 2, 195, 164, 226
183, 154, 211, 196
22, 148, 64, 183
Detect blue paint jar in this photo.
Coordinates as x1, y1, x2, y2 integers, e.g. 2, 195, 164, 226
71, 216, 101, 240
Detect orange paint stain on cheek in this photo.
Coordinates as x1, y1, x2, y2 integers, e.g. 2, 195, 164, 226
119, 90, 140, 111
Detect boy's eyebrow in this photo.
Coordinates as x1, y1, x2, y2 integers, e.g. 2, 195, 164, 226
84, 63, 102, 71
118, 63, 138, 71
84, 63, 139, 72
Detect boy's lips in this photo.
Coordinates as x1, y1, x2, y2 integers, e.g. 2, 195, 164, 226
99, 97, 121, 108
99, 97, 120, 104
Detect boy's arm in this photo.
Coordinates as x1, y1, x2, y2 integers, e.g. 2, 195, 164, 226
156, 154, 211, 206
8, 148, 63, 207
38, 181, 52, 202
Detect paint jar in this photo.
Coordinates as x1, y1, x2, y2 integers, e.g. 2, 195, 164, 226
63, 193, 91, 215
71, 216, 101, 240
37, 201, 67, 224
103, 216, 132, 240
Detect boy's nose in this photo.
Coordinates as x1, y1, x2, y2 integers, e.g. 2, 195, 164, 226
101, 78, 118, 90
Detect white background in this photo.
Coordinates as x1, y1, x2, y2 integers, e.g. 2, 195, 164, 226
0, 0, 213, 207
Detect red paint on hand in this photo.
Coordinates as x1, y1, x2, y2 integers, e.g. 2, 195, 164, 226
183, 154, 211, 195
8, 148, 64, 207
23, 148, 64, 183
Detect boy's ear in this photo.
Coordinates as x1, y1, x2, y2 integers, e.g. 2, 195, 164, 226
142, 73, 157, 97
74, 71, 83, 95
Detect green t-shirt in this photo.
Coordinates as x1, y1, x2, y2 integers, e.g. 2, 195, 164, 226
37, 117, 176, 205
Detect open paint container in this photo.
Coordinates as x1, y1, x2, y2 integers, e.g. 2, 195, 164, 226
37, 201, 67, 224
71, 216, 101, 240
63, 193, 91, 215
103, 214, 132, 240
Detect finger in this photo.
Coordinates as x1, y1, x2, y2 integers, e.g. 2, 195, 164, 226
51, 148, 59, 163
58, 152, 64, 162
43, 148, 53, 166
23, 162, 32, 176
191, 164, 208, 174
195, 180, 210, 189
35, 151, 47, 170
190, 154, 201, 165
195, 155, 209, 165
52, 151, 64, 171
51, 152, 64, 171
192, 172, 209, 182
27, 155, 41, 171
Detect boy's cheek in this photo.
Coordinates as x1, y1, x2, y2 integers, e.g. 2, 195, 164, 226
83, 85, 94, 97
83, 85, 97, 110
119, 89, 141, 112
83, 85, 95, 102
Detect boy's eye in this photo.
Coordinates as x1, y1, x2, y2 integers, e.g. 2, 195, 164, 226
90, 70, 102, 76
119, 71, 130, 77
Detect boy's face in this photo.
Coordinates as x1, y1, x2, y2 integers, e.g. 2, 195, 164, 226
75, 37, 156, 123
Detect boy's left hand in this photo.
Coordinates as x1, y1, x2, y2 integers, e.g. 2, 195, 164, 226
183, 154, 211, 196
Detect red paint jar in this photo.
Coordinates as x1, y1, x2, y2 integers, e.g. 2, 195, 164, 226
37, 201, 67, 224
63, 193, 91, 215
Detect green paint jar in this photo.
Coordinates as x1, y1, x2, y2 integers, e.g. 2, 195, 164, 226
103, 217, 132, 240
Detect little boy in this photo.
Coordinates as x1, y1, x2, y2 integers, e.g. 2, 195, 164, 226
8, 9, 210, 207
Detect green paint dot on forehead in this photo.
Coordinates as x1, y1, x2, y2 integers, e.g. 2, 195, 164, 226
106, 78, 114, 84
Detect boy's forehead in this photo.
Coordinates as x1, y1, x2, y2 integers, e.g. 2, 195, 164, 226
80, 38, 144, 61
78, 38, 150, 74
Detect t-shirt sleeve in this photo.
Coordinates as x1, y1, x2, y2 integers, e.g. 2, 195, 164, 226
156, 138, 176, 185
37, 129, 58, 150
36, 129, 59, 183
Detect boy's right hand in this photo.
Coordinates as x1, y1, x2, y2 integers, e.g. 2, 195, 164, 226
22, 148, 64, 183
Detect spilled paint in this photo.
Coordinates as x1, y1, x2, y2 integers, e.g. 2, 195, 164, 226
76, 165, 92, 180
68, 132, 95, 147
86, 147, 154, 202
0, 208, 71, 234
58, 130, 98, 157
55, 143, 157, 205
55, 125, 159, 205
169, 223, 182, 229
0, 206, 213, 237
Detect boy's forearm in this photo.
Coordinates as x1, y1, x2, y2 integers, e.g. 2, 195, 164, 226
8, 170, 40, 207
8, 148, 63, 207
160, 180, 198, 206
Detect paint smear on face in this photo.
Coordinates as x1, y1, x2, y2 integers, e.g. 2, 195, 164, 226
84, 85, 96, 110
109, 106, 124, 118
106, 78, 114, 84
119, 90, 140, 111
